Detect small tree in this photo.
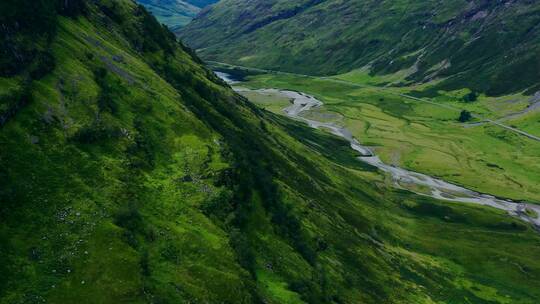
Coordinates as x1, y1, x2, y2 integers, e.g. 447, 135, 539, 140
462, 92, 478, 103
458, 110, 472, 122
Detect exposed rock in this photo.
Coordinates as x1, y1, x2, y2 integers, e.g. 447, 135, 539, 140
42, 107, 55, 124
180, 175, 193, 182
112, 55, 125, 63
471, 10, 488, 21
98, 55, 136, 84
530, 91, 540, 104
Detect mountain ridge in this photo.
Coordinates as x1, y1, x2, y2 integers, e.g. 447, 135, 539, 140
180, 0, 540, 96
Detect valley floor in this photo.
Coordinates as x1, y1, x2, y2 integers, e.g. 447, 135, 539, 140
228, 86, 540, 228
211, 62, 540, 204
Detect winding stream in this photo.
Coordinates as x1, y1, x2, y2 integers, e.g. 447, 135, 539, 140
219, 74, 540, 230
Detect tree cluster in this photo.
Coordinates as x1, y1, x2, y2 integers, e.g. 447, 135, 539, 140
0, 0, 86, 78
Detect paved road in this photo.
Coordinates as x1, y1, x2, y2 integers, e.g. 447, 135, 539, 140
208, 61, 540, 143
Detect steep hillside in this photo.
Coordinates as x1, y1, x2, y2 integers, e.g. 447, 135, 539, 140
2, 1, 540, 303
137, 0, 218, 31
180, 0, 540, 96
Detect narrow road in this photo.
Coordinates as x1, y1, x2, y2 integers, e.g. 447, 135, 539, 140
487, 119, 540, 142
209, 61, 540, 143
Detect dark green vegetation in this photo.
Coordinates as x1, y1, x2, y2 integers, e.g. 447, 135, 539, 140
2, 1, 540, 303
181, 0, 540, 96
459, 110, 473, 122
0, 0, 85, 79
136, 0, 218, 31
463, 92, 479, 103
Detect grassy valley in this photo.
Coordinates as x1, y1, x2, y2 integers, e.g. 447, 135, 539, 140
214, 63, 540, 203
1, 1, 540, 303
182, 0, 540, 205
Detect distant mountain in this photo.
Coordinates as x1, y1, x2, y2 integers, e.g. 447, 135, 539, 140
137, 0, 218, 31
180, 0, 540, 96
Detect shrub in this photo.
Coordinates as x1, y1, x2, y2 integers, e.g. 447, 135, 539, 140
140, 250, 151, 276
200, 189, 234, 220
126, 118, 155, 169
458, 110, 472, 122
114, 203, 145, 248
29, 50, 56, 80
0, 84, 33, 127
229, 230, 257, 277
56, 0, 87, 17
462, 92, 478, 102
93, 68, 126, 115
70, 122, 121, 144
98, 1, 125, 23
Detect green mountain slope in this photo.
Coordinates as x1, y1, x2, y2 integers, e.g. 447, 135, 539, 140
2, 1, 540, 303
180, 0, 540, 96
136, 0, 218, 31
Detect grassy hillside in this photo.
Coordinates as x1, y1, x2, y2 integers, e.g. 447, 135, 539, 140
2, 1, 540, 303
180, 0, 540, 96
137, 0, 218, 31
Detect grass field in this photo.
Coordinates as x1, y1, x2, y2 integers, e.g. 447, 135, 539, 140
234, 71, 540, 204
